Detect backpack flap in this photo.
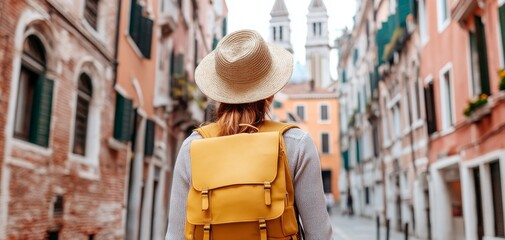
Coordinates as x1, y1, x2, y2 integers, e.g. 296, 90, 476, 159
188, 131, 288, 225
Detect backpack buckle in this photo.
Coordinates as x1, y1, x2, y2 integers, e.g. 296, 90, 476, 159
264, 182, 272, 205
202, 188, 209, 210
203, 224, 211, 240
258, 219, 267, 240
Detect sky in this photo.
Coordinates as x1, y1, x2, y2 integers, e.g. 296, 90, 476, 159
225, 0, 356, 78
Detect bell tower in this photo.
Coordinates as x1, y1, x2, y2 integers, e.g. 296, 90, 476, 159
269, 0, 293, 53
305, 0, 331, 87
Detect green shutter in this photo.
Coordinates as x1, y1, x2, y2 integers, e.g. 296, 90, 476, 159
341, 70, 347, 83
222, 17, 227, 36
144, 119, 155, 156
356, 139, 361, 163
273, 100, 282, 109
342, 150, 350, 171
177, 54, 184, 75
29, 77, 54, 147
114, 93, 134, 142
499, 5, 505, 67
475, 16, 491, 95
398, 0, 414, 28
129, 0, 141, 43
139, 17, 153, 58
212, 35, 219, 50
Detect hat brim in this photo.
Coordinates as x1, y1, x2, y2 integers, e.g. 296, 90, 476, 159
195, 43, 293, 104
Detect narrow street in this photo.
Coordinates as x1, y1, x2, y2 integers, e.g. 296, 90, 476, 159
330, 210, 418, 240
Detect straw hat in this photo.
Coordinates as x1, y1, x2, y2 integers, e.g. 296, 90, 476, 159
195, 29, 293, 104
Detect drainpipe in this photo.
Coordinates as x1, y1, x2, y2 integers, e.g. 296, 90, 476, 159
113, 0, 122, 85
126, 117, 146, 240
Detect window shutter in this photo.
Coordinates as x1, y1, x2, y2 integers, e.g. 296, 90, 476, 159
144, 119, 155, 156
500, 5, 505, 68
129, 0, 141, 43
29, 77, 54, 147
475, 16, 490, 95
177, 53, 184, 75
490, 161, 505, 237
114, 93, 134, 142
139, 17, 153, 58
356, 139, 361, 164
222, 17, 227, 36
342, 150, 350, 171
424, 83, 437, 135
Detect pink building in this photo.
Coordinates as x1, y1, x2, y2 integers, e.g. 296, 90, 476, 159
419, 0, 505, 239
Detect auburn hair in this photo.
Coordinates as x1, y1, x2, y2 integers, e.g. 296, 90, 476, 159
216, 96, 273, 136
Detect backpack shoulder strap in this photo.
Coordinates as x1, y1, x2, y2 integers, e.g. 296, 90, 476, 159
259, 120, 298, 134
194, 123, 220, 138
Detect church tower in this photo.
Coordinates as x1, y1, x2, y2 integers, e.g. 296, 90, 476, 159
269, 0, 293, 52
305, 0, 331, 87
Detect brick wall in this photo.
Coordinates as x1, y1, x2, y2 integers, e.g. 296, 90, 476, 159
1, 1, 129, 239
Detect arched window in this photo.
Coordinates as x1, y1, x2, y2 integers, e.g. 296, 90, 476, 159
14, 35, 54, 147
73, 73, 93, 155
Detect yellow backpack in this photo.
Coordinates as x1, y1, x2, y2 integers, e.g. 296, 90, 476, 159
184, 121, 300, 240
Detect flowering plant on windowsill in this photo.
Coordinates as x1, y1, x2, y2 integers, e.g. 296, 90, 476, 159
463, 93, 489, 117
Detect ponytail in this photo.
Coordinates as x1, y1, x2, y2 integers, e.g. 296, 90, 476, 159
216, 96, 273, 136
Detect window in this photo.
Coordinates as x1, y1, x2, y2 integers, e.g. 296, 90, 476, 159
53, 195, 63, 217
113, 92, 134, 142
129, 0, 154, 58
393, 104, 401, 139
320, 104, 329, 122
73, 74, 93, 156
279, 26, 283, 41
313, 22, 317, 36
441, 67, 454, 130
469, 16, 490, 97
424, 79, 438, 135
321, 133, 330, 154
144, 119, 155, 156
365, 187, 370, 205
318, 22, 322, 36
322, 170, 331, 193
47, 231, 59, 240
413, 79, 422, 121
84, 0, 99, 30
14, 35, 54, 147
418, 0, 429, 44
490, 161, 505, 237
499, 4, 505, 67
296, 105, 305, 121
437, 0, 449, 31
273, 27, 276, 41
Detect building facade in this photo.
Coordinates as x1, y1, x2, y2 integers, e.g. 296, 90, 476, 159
117, 0, 227, 240
338, 0, 505, 239
0, 0, 125, 239
0, 0, 227, 239
273, 81, 341, 201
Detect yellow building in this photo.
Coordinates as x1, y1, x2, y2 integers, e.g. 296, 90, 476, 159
273, 81, 341, 201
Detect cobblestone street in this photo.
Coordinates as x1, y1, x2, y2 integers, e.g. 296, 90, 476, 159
330, 210, 418, 240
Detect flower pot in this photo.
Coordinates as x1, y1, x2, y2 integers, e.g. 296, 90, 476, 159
466, 104, 491, 123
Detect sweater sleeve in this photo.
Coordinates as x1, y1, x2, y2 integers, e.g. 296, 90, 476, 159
292, 132, 333, 240
165, 136, 194, 240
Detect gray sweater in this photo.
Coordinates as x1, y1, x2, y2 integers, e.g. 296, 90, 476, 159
165, 128, 334, 240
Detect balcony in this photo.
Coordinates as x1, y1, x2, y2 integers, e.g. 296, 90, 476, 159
159, 0, 179, 37
375, 0, 415, 65
451, 0, 479, 26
